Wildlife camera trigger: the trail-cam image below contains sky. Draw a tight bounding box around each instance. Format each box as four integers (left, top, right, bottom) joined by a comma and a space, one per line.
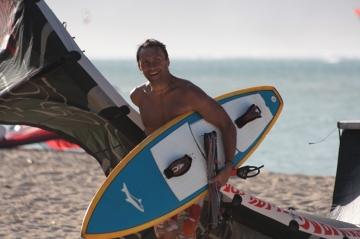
45, 0, 360, 60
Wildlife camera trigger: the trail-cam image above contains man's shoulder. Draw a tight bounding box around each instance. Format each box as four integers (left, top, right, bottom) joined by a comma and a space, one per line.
130, 82, 148, 105
173, 78, 210, 104
175, 78, 201, 92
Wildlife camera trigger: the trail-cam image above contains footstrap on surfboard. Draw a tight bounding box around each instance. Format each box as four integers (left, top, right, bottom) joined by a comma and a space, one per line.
164, 154, 193, 179
203, 131, 222, 237
235, 165, 264, 179
234, 104, 262, 128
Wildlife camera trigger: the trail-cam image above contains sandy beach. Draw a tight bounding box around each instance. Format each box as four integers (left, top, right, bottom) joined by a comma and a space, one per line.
0, 149, 335, 239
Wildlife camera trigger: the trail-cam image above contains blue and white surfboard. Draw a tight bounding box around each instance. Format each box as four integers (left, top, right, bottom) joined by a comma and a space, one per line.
81, 86, 284, 238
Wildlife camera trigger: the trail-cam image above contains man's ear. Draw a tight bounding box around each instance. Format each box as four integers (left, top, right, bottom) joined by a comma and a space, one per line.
167, 58, 170, 67
138, 62, 142, 71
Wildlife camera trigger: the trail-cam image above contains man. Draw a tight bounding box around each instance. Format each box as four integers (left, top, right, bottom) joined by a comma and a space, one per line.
130, 39, 237, 239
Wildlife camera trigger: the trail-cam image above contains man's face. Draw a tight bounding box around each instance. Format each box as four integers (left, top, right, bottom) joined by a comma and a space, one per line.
138, 47, 170, 84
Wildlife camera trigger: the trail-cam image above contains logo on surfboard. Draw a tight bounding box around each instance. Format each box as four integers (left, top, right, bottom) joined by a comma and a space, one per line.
121, 183, 145, 212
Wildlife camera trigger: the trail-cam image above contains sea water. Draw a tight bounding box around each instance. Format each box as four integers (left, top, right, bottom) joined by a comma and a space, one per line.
92, 59, 360, 177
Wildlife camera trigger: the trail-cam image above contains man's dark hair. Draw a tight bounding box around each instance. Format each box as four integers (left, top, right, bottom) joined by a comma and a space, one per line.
136, 39, 169, 62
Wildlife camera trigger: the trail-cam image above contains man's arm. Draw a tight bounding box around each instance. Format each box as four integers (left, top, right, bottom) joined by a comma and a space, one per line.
185, 85, 237, 187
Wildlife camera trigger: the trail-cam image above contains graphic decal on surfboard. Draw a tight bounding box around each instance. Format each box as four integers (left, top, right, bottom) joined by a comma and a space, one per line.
121, 183, 145, 212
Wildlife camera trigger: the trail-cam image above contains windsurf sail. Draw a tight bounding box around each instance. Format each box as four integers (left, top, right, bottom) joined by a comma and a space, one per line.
328, 120, 360, 225
0, 0, 145, 176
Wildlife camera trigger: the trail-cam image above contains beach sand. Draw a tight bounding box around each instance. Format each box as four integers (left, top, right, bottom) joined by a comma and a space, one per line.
0, 149, 335, 239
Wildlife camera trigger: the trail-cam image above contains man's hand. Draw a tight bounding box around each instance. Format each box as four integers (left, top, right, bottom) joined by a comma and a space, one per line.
208, 163, 233, 187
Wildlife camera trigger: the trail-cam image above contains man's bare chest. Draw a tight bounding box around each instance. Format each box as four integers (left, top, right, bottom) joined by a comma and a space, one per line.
138, 95, 191, 134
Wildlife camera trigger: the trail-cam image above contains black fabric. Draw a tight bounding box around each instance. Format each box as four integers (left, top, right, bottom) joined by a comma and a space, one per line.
331, 130, 360, 211
0, 0, 145, 177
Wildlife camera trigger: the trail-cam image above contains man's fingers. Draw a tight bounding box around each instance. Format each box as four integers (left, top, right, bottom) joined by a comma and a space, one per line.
209, 175, 218, 184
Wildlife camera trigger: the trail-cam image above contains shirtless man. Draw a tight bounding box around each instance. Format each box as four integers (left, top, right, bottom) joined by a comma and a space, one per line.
130, 39, 237, 239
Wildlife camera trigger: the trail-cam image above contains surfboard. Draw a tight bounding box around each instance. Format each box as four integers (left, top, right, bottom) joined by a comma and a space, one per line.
81, 85, 283, 238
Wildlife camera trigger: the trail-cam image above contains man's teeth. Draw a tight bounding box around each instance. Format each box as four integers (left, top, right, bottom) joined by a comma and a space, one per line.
150, 72, 159, 75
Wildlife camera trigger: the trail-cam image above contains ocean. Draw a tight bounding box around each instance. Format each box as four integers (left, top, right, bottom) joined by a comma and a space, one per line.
93, 58, 360, 177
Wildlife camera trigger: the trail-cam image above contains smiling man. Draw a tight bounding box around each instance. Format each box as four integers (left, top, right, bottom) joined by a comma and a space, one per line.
130, 39, 236, 239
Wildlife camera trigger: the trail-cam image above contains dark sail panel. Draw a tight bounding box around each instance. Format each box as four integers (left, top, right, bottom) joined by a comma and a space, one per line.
329, 123, 360, 225
0, 0, 145, 176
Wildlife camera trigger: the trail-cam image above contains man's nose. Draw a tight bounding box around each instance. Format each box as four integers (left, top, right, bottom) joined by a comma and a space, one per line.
149, 62, 156, 68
